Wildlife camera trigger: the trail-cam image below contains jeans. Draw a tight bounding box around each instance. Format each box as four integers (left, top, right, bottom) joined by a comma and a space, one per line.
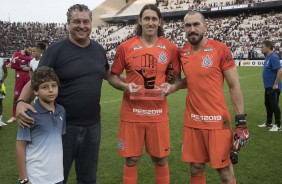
265, 88, 281, 127
62, 122, 101, 184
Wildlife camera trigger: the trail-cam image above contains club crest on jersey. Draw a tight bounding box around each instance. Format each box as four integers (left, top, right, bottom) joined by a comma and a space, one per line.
201, 55, 213, 68
157, 44, 166, 49
118, 139, 125, 151
158, 51, 167, 64
183, 50, 190, 56
204, 47, 213, 52
265, 59, 269, 66
133, 45, 142, 50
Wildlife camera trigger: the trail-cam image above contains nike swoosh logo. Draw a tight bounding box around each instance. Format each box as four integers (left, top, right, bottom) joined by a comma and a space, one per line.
222, 158, 227, 162
165, 148, 170, 151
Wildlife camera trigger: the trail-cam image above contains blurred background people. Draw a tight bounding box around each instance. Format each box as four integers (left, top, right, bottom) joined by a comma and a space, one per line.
0, 56, 8, 128
258, 40, 282, 131
8, 46, 31, 123
29, 42, 46, 72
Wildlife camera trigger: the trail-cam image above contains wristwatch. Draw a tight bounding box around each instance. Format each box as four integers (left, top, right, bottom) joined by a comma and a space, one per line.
18, 178, 29, 184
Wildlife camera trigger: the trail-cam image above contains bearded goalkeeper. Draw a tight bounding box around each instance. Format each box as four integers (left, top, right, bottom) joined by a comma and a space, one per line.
166, 11, 250, 184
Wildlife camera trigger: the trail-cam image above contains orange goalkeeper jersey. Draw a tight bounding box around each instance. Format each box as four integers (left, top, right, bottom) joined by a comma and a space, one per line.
111, 36, 180, 122
179, 39, 236, 129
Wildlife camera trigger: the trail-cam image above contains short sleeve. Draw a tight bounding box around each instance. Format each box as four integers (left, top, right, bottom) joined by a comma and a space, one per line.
271, 55, 282, 70
220, 43, 236, 71
17, 126, 31, 142
111, 44, 125, 75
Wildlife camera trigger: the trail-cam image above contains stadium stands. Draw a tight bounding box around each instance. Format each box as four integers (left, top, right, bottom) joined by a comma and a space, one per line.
100, 0, 282, 62
91, 11, 282, 63
1, 0, 281, 63
158, 0, 276, 12
0, 21, 67, 58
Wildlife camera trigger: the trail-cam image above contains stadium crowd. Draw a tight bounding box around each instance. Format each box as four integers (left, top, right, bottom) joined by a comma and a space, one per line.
0, 1, 281, 63
0, 21, 67, 58
92, 11, 282, 62
157, 0, 275, 12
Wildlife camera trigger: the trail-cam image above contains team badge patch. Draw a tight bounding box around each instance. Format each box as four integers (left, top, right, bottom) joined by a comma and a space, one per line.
204, 47, 213, 52
157, 44, 166, 49
265, 59, 269, 66
183, 50, 190, 56
118, 139, 125, 151
201, 55, 213, 68
133, 45, 142, 50
158, 51, 167, 64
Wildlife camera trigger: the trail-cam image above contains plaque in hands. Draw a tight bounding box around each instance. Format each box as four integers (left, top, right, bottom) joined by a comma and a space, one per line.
130, 85, 165, 100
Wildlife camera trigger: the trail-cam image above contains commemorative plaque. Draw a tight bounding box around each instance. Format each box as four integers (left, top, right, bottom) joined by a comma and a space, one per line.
130, 85, 165, 100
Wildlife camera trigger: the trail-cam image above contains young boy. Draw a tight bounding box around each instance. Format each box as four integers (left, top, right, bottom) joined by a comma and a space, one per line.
16, 66, 65, 184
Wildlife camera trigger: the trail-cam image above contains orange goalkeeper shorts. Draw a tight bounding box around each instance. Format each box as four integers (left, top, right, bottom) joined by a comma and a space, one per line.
182, 127, 233, 168
118, 121, 170, 158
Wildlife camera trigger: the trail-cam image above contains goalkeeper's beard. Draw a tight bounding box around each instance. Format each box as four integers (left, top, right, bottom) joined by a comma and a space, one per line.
187, 33, 204, 46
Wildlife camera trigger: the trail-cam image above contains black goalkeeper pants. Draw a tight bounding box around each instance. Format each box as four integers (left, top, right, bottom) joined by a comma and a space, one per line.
264, 88, 281, 127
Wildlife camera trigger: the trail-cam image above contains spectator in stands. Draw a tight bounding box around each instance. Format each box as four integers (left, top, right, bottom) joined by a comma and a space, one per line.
108, 4, 180, 184
258, 40, 282, 131
15, 4, 110, 184
0, 57, 8, 128
166, 11, 250, 184
8, 46, 31, 123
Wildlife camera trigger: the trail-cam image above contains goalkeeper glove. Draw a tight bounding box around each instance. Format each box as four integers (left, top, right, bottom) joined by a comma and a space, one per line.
233, 114, 250, 151
230, 150, 238, 164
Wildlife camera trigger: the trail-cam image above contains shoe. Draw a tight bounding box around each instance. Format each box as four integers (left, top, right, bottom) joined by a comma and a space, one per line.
0, 121, 7, 126
7, 117, 16, 123
269, 124, 281, 132
258, 123, 273, 128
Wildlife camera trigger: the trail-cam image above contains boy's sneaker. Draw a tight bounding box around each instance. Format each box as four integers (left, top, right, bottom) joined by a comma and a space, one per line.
258, 123, 273, 128
0, 121, 7, 126
269, 124, 281, 132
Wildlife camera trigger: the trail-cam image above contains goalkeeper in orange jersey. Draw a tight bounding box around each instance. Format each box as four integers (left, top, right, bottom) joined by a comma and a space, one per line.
108, 4, 180, 184
166, 11, 250, 184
